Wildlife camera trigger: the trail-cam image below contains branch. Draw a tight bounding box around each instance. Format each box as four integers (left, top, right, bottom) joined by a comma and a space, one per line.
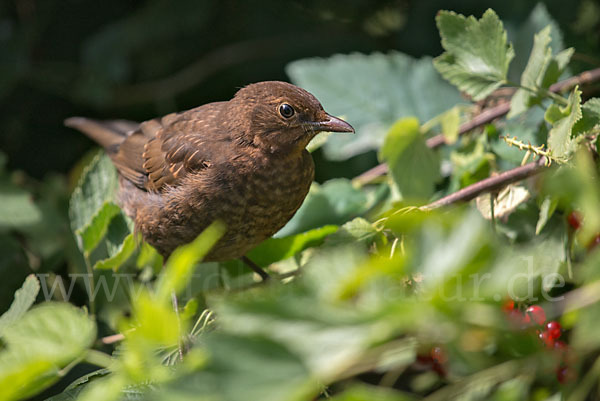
355, 67, 600, 184
421, 157, 548, 210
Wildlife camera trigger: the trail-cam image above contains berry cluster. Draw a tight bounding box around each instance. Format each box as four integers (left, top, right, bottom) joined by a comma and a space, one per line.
503, 300, 572, 383
567, 211, 600, 251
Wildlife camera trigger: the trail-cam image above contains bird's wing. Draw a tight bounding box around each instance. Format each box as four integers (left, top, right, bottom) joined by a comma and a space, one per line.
111, 102, 227, 192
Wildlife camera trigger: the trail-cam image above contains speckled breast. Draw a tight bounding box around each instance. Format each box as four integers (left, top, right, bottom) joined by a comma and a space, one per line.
204, 149, 315, 261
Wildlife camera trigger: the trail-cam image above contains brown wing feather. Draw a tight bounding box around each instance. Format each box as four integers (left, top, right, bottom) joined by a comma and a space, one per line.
112, 102, 227, 192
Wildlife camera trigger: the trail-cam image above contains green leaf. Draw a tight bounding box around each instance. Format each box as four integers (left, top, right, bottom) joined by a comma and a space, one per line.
573, 97, 600, 136
0, 275, 39, 337
439, 106, 460, 144
380, 117, 440, 200
330, 384, 416, 401
547, 87, 582, 158
508, 26, 552, 118
535, 196, 558, 235
544, 103, 566, 124
69, 152, 119, 254
434, 9, 514, 100
508, 24, 574, 119
156, 333, 314, 401
287, 52, 462, 160
0, 303, 96, 401
247, 225, 338, 267
508, 3, 565, 83
277, 179, 369, 237
325, 217, 378, 247
79, 202, 121, 256
156, 221, 226, 301
0, 182, 42, 230
93, 233, 137, 270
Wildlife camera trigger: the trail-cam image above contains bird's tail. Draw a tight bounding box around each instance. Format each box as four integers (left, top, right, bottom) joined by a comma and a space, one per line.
64, 117, 138, 154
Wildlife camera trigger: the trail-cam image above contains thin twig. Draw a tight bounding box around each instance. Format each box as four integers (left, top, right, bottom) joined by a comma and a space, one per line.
355, 67, 600, 185
101, 333, 125, 344
421, 157, 548, 210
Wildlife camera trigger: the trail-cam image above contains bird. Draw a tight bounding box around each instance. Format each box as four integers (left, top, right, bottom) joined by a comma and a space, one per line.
65, 81, 354, 276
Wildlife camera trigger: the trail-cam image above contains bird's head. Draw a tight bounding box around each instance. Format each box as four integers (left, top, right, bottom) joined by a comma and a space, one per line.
229, 81, 354, 153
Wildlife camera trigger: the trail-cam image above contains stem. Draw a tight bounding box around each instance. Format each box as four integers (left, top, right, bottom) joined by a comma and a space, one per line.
83, 254, 96, 316
421, 158, 548, 210
490, 193, 496, 233
84, 349, 114, 369
355, 67, 600, 184
509, 81, 569, 106
171, 290, 184, 361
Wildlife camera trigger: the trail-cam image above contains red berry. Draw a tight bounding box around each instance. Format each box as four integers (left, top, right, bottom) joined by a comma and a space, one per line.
526, 305, 546, 325
539, 330, 555, 347
430, 346, 447, 364
546, 321, 562, 339
507, 309, 530, 328
502, 299, 515, 312
567, 211, 582, 230
588, 233, 600, 251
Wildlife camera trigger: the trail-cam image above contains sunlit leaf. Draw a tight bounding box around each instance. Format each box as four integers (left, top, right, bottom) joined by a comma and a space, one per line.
380, 117, 440, 200
434, 9, 514, 100
69, 152, 120, 254
0, 303, 96, 401
547, 87, 582, 158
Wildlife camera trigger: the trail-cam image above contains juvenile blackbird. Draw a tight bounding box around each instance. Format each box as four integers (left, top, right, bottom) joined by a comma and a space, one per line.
66, 81, 354, 264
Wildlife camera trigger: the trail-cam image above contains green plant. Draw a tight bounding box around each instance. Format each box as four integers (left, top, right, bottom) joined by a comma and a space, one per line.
2, 4, 600, 401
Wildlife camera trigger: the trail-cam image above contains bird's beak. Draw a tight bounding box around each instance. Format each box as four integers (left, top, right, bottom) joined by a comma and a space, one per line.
316, 114, 355, 133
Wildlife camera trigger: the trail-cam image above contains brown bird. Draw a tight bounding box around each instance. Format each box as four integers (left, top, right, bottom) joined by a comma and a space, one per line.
66, 81, 354, 276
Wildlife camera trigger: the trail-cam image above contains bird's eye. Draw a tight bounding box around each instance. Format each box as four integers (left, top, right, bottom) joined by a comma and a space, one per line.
278, 103, 295, 118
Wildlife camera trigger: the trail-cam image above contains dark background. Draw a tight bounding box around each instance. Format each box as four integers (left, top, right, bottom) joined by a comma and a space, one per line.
1, 0, 597, 182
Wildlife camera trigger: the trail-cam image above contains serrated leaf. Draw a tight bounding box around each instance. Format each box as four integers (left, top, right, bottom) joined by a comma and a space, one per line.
573, 97, 600, 136
508, 26, 552, 118
325, 217, 378, 247
547, 87, 582, 158
247, 225, 338, 267
0, 303, 96, 401
287, 52, 462, 160
380, 117, 440, 200
69, 152, 119, 254
434, 9, 514, 101
0, 275, 39, 337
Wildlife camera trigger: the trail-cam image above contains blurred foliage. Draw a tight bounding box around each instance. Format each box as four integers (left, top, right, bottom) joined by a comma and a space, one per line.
0, 0, 600, 400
